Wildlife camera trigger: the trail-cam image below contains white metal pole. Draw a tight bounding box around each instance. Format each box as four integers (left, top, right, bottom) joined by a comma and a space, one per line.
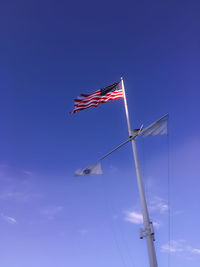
121, 77, 158, 267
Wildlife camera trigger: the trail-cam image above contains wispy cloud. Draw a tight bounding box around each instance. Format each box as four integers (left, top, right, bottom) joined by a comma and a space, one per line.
124, 210, 143, 224
149, 196, 168, 214
161, 240, 200, 255
187, 246, 200, 255
1, 213, 17, 224
123, 196, 168, 228
0, 163, 41, 203
126, 196, 169, 228
124, 196, 168, 227
124, 209, 160, 228
161, 240, 185, 253
41, 205, 64, 220
0, 191, 30, 202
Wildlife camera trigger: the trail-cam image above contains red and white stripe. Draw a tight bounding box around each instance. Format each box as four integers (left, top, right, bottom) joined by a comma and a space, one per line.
71, 89, 123, 114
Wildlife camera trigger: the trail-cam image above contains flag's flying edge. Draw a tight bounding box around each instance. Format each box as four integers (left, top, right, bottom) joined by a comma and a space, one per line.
71, 80, 123, 114
139, 114, 168, 137
74, 161, 103, 177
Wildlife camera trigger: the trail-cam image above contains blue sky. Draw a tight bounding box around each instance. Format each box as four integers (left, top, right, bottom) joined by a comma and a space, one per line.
1, 0, 200, 266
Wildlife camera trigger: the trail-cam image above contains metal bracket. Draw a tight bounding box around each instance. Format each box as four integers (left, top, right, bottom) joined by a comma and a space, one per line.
139, 228, 145, 239
139, 222, 155, 241
149, 221, 155, 241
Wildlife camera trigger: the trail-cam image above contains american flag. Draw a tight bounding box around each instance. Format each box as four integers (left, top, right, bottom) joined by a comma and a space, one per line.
71, 81, 123, 114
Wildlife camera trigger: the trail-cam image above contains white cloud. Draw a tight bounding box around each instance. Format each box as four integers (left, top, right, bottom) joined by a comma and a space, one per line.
1, 213, 17, 224
149, 196, 168, 214
161, 240, 185, 253
124, 210, 143, 224
0, 163, 43, 203
41, 205, 64, 219
124, 209, 160, 228
0, 191, 30, 202
161, 240, 200, 255
187, 247, 200, 255
152, 221, 160, 228
123, 196, 168, 229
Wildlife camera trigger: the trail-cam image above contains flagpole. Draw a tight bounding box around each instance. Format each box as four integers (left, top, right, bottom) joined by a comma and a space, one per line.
121, 77, 158, 267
